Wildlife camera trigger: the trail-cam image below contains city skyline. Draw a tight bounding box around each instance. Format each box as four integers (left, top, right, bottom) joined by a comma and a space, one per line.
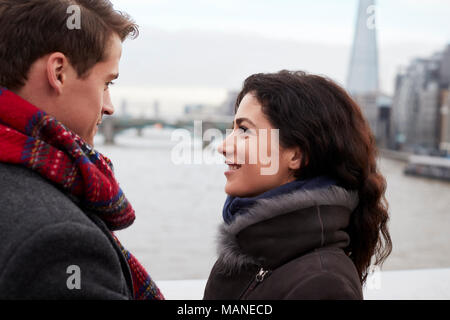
109, 0, 450, 115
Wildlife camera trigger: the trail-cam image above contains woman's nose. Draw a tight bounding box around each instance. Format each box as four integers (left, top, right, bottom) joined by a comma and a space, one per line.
218, 133, 234, 158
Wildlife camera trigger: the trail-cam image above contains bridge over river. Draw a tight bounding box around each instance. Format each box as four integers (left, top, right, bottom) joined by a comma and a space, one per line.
99, 114, 234, 145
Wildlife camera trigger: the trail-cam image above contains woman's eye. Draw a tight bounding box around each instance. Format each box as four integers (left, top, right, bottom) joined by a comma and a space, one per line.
238, 126, 248, 133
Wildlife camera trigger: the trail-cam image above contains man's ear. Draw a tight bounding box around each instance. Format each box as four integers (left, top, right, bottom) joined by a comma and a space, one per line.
46, 52, 69, 95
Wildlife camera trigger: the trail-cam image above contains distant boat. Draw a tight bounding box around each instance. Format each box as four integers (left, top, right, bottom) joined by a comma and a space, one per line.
404, 155, 450, 182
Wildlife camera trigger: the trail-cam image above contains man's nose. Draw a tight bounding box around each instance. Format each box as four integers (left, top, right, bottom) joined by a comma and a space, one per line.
102, 90, 115, 116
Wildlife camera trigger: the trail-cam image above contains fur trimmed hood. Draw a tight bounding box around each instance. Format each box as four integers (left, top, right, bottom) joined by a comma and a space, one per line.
216, 185, 359, 274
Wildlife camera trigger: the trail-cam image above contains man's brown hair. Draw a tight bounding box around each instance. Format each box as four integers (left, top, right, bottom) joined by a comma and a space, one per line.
0, 0, 138, 90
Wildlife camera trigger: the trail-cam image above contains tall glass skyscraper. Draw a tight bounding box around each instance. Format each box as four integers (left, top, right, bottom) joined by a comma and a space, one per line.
347, 0, 379, 95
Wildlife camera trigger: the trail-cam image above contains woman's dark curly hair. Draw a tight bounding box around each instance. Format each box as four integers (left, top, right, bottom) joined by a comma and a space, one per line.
235, 70, 392, 284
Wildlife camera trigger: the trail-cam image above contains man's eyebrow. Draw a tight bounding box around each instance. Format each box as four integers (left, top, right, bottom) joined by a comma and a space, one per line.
107, 73, 119, 80
235, 117, 256, 127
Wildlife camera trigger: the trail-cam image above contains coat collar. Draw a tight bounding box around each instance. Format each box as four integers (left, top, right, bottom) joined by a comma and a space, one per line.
222, 176, 337, 224
216, 185, 359, 274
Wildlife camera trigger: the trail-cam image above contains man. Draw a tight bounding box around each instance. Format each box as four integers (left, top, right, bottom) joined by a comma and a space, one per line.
0, 0, 163, 299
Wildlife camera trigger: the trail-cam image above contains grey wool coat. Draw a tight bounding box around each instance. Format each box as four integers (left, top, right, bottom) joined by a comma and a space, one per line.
0, 162, 133, 299
203, 184, 364, 300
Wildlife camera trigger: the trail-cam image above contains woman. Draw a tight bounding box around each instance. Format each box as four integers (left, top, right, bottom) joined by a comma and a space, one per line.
203, 70, 392, 300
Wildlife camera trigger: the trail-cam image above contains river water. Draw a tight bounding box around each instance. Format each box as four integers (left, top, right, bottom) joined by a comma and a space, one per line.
95, 129, 450, 281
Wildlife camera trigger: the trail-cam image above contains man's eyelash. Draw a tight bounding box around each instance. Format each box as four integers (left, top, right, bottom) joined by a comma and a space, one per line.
105, 81, 115, 90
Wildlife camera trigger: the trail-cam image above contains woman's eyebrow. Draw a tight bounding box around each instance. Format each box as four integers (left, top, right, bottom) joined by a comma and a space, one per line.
235, 117, 256, 127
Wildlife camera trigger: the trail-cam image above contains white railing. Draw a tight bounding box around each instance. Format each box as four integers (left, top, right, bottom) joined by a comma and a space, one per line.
157, 268, 450, 300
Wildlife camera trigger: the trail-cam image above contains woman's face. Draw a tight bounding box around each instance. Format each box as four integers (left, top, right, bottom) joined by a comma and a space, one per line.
218, 93, 301, 198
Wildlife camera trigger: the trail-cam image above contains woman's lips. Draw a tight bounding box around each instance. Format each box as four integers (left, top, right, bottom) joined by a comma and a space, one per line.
224, 163, 242, 177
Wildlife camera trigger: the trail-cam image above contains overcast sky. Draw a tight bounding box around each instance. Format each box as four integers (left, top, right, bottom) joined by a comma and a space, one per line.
108, 0, 450, 115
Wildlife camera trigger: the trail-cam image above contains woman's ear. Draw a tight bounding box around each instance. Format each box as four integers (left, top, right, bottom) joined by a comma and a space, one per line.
46, 52, 68, 95
287, 146, 302, 171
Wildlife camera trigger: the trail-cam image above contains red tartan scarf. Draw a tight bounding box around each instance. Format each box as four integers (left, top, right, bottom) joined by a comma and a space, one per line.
0, 88, 164, 300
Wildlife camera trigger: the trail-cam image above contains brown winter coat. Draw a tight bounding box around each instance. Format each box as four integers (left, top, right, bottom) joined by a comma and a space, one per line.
203, 185, 363, 300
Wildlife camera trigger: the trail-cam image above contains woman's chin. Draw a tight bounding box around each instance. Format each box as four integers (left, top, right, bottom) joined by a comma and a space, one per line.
224, 186, 238, 197
225, 183, 260, 198
225, 183, 245, 197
